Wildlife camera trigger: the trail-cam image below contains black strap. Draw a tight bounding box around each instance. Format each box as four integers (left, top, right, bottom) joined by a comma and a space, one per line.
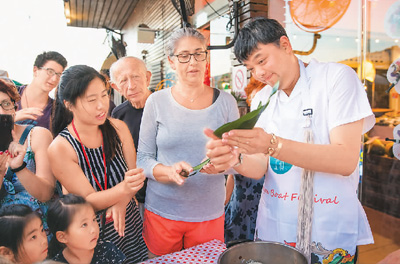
212, 88, 220, 103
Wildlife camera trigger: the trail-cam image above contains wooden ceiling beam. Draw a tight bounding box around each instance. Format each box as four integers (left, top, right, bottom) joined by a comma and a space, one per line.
65, 0, 136, 30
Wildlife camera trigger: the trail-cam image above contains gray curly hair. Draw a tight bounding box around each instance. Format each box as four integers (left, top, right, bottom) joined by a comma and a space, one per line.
165, 27, 207, 56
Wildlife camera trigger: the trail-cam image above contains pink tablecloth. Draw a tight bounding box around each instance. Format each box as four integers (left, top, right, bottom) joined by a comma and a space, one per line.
139, 239, 226, 264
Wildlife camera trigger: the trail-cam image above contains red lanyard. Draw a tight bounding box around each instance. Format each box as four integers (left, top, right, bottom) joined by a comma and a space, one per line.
71, 119, 107, 191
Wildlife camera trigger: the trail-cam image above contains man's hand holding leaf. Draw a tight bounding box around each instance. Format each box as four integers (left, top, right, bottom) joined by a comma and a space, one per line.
222, 127, 271, 155
193, 81, 279, 174
204, 128, 239, 173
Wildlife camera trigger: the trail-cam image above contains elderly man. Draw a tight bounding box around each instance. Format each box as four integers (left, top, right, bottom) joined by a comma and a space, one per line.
110, 56, 152, 217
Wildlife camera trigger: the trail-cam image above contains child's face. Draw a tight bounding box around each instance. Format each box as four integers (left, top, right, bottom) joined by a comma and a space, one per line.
17, 216, 48, 264
64, 205, 99, 251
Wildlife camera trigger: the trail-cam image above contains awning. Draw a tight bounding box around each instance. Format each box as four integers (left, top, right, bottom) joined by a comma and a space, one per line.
63, 0, 139, 30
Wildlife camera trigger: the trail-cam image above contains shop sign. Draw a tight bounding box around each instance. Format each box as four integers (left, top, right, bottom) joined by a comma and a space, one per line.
231, 66, 247, 97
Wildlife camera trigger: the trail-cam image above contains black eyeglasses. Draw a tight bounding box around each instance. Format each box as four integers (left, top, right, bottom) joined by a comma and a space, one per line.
172, 51, 208, 63
40, 67, 62, 78
0, 99, 15, 111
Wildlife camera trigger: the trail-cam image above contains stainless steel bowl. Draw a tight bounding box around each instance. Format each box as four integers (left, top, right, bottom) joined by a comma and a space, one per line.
218, 241, 307, 264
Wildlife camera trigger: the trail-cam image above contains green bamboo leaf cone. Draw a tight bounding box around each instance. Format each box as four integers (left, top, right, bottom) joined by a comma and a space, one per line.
213, 81, 279, 138
185, 81, 279, 177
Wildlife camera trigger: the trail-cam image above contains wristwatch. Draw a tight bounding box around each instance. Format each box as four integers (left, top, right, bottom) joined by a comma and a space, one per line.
233, 153, 243, 167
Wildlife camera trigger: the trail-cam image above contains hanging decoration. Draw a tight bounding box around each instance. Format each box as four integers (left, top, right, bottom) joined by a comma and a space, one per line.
384, 1, 400, 39
289, 0, 351, 33
386, 58, 400, 94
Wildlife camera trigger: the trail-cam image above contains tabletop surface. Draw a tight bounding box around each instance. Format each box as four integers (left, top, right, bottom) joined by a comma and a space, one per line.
138, 239, 226, 264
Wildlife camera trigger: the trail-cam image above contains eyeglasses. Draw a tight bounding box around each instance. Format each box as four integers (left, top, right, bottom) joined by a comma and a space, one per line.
0, 99, 15, 111
172, 51, 208, 63
39, 67, 62, 78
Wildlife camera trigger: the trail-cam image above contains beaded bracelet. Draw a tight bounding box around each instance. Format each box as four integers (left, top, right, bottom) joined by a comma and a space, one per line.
10, 162, 27, 173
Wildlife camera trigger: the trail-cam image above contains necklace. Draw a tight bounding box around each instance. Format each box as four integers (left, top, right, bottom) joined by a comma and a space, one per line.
179, 87, 206, 103
23, 86, 48, 109
71, 119, 107, 191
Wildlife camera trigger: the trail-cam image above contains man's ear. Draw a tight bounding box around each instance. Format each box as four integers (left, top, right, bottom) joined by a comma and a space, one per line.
33, 66, 39, 78
56, 231, 68, 244
146, 71, 152, 87
0, 246, 16, 262
110, 82, 120, 93
280, 36, 292, 53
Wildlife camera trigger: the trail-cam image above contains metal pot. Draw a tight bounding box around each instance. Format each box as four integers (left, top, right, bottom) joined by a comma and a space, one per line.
218, 241, 308, 264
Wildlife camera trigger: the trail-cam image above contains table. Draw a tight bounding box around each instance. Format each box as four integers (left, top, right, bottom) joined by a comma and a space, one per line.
138, 239, 226, 264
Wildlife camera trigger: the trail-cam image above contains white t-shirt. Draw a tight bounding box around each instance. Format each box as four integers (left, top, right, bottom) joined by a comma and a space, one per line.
250, 85, 273, 111
255, 59, 374, 262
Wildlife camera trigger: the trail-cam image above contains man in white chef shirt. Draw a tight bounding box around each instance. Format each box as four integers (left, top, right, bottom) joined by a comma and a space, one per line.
204, 17, 375, 264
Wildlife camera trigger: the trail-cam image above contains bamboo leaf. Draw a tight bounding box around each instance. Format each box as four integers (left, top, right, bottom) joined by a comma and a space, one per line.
189, 81, 280, 174
213, 81, 279, 138
193, 158, 210, 171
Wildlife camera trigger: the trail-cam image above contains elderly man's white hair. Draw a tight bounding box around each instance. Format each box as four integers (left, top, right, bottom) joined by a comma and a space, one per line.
109, 56, 148, 82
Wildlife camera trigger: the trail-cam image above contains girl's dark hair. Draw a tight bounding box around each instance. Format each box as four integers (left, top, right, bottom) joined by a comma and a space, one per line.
0, 204, 40, 258
0, 79, 20, 103
51, 64, 121, 159
234, 17, 288, 63
47, 194, 89, 258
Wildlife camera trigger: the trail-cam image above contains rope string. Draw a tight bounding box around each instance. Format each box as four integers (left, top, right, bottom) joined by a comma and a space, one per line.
296, 125, 315, 264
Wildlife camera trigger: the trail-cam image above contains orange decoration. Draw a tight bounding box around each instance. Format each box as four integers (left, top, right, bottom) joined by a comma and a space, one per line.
290, 0, 351, 33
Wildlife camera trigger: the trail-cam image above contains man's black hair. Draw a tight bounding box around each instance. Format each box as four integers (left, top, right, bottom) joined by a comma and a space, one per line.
234, 17, 288, 63
34, 51, 68, 69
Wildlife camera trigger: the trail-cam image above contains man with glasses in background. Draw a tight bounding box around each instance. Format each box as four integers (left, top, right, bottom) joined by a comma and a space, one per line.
16, 51, 67, 129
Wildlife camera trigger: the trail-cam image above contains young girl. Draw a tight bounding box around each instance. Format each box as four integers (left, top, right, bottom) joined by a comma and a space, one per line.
0, 204, 48, 264
47, 194, 125, 264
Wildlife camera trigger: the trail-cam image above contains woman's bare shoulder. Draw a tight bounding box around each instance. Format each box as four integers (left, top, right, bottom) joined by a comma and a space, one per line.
48, 134, 75, 158
109, 117, 127, 129
31, 126, 53, 140
108, 117, 130, 136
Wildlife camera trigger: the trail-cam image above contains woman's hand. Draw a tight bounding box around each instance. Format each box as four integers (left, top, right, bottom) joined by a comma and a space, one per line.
204, 128, 239, 172
168, 161, 193, 185
105, 196, 131, 237
152, 162, 193, 185
122, 168, 146, 195
14, 108, 43, 122
7, 141, 27, 170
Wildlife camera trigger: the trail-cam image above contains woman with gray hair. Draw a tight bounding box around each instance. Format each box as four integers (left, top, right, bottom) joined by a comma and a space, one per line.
137, 27, 239, 257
